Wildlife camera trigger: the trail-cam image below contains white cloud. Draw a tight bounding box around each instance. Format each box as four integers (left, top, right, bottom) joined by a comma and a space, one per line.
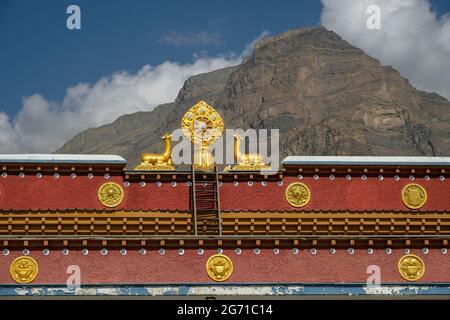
160, 30, 222, 46
0, 32, 270, 153
321, 0, 450, 100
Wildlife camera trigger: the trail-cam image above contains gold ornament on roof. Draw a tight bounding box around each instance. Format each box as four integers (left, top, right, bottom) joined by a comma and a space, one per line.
401, 183, 427, 210
135, 133, 175, 170
398, 254, 425, 281
181, 101, 224, 170
10, 256, 39, 284
206, 254, 234, 282
98, 182, 124, 208
225, 134, 271, 171
285, 182, 311, 208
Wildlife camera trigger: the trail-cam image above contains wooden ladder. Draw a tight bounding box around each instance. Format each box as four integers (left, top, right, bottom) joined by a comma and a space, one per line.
191, 165, 222, 236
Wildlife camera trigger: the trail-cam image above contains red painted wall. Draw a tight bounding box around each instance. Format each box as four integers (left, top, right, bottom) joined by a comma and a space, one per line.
0, 249, 447, 284
0, 174, 448, 211
220, 176, 450, 212
0, 175, 189, 211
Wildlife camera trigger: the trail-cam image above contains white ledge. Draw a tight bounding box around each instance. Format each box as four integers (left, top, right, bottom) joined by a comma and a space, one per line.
282, 156, 450, 166
0, 154, 127, 164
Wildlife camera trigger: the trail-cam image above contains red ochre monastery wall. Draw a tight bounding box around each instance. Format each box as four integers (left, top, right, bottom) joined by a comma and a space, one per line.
0, 174, 448, 211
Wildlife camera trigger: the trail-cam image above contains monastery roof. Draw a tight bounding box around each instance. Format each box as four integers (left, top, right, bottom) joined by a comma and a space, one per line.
0, 154, 127, 164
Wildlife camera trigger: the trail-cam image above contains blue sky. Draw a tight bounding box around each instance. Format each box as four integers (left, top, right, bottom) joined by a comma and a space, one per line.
0, 0, 325, 117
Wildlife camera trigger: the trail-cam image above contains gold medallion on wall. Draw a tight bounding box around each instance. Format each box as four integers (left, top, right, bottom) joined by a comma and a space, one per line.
401, 183, 427, 210
398, 254, 425, 281
206, 254, 234, 282
285, 182, 311, 208
98, 182, 124, 208
10, 256, 39, 284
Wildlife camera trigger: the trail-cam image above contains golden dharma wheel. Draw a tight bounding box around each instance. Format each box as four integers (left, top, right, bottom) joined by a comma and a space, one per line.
181, 101, 224, 146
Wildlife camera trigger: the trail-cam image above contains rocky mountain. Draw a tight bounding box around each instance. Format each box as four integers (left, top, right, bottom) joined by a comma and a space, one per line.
56, 27, 450, 167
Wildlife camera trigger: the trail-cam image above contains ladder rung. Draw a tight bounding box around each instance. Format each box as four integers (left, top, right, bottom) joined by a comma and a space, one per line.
195, 180, 218, 183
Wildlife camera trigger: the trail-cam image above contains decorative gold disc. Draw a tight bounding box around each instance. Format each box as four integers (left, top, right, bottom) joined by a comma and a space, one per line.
10, 256, 39, 284
285, 182, 311, 208
98, 182, 124, 208
401, 183, 427, 210
398, 254, 425, 281
206, 254, 234, 282
181, 101, 224, 146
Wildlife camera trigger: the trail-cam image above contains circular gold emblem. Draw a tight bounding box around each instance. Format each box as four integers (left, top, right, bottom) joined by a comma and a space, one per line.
285, 182, 311, 208
401, 183, 427, 209
206, 254, 233, 282
10, 256, 39, 284
98, 182, 124, 208
181, 101, 224, 146
398, 254, 425, 281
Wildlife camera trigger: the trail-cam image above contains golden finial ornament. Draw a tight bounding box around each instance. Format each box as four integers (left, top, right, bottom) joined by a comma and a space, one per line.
10, 256, 39, 284
398, 254, 425, 281
285, 182, 311, 208
135, 133, 175, 170
181, 101, 224, 170
401, 183, 427, 209
206, 254, 234, 282
98, 182, 124, 207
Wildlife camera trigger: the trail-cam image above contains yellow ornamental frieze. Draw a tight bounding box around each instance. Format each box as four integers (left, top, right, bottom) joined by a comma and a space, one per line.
285, 182, 311, 208
98, 182, 124, 208
401, 183, 427, 210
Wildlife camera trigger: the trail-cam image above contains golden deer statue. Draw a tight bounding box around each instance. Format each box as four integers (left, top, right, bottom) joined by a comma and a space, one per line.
135, 133, 175, 170
233, 134, 266, 167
